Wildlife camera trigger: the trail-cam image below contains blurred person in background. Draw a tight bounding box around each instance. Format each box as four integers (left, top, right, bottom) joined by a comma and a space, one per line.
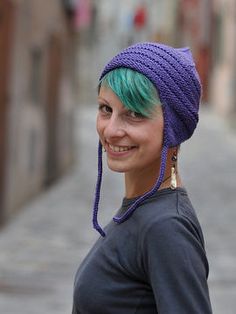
133, 2, 148, 43
133, 3, 147, 31
72, 42, 212, 313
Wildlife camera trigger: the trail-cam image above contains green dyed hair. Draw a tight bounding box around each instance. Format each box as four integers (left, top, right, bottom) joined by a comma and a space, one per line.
99, 67, 161, 117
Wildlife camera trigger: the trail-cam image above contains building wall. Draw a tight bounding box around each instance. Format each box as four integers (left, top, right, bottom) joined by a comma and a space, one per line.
149, 0, 181, 45
0, 0, 15, 221
210, 0, 236, 117
177, 0, 213, 101
3, 0, 76, 219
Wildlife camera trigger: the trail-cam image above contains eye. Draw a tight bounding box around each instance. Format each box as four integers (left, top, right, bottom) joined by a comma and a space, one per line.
127, 110, 145, 120
98, 104, 112, 115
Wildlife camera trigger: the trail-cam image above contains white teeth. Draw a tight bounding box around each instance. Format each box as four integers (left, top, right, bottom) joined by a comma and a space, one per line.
109, 144, 133, 152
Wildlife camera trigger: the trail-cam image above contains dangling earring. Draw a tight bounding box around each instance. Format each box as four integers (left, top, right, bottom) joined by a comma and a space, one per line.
170, 151, 177, 190
103, 146, 106, 153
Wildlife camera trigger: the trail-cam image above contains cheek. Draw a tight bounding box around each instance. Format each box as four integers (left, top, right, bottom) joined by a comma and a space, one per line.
152, 117, 164, 145
96, 116, 106, 143
96, 116, 102, 135
143, 120, 164, 145
139, 126, 163, 157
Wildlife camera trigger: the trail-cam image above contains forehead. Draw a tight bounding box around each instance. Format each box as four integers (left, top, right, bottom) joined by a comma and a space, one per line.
98, 85, 119, 101
98, 85, 124, 108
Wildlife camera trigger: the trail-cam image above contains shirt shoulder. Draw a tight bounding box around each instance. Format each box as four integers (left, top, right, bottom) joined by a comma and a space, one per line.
131, 188, 206, 251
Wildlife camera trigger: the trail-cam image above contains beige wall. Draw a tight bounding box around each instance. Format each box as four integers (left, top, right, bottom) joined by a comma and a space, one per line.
148, 0, 180, 45
210, 0, 236, 117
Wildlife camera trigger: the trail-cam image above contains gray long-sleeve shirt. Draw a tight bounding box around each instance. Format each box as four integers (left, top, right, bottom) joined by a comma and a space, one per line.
73, 188, 212, 313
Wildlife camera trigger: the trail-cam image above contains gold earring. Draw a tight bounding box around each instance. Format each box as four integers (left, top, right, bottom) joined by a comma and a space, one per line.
170, 152, 177, 190
170, 166, 177, 190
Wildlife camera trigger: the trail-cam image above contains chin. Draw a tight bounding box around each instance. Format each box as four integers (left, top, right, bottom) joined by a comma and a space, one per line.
107, 164, 127, 173
107, 161, 130, 173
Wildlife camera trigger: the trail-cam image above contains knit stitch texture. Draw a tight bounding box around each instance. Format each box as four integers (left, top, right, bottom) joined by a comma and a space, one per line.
100, 42, 202, 147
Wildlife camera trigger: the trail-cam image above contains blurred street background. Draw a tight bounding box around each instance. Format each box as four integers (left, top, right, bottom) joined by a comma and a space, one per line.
0, 0, 236, 313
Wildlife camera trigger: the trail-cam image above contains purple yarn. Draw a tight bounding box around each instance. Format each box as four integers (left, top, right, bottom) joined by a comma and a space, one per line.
92, 141, 106, 237
92, 42, 202, 236
100, 42, 201, 147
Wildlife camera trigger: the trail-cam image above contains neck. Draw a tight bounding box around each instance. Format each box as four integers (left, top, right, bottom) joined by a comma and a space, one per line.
125, 166, 159, 199
124, 148, 182, 198
125, 170, 182, 199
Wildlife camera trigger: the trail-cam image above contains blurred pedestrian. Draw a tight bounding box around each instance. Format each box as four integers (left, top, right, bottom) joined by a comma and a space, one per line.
133, 3, 148, 43
133, 3, 147, 31
72, 42, 212, 313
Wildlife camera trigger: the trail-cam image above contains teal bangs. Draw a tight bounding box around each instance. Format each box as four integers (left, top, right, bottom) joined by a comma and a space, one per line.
99, 68, 161, 117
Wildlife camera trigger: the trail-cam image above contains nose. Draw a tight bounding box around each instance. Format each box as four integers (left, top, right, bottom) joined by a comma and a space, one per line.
103, 115, 126, 140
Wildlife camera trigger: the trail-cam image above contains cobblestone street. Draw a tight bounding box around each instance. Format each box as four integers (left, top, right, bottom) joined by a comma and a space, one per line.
0, 104, 236, 313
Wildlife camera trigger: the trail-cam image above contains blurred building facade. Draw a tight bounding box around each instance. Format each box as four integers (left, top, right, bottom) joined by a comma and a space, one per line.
149, 0, 181, 45
156, 0, 236, 121
0, 0, 78, 223
134, 0, 213, 103
177, 0, 213, 102
77, 0, 236, 119
210, 0, 236, 120
77, 0, 236, 121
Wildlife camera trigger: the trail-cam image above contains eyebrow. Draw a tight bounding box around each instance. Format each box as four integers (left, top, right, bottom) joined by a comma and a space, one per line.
97, 97, 128, 113
97, 96, 109, 104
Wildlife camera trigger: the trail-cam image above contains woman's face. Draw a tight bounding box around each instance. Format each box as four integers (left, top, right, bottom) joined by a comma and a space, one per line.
97, 85, 164, 174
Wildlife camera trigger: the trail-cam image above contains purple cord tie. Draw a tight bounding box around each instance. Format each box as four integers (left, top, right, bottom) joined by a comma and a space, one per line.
92, 141, 168, 237
92, 141, 106, 237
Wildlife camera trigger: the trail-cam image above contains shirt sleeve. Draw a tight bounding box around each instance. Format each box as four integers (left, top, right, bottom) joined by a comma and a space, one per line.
141, 214, 212, 314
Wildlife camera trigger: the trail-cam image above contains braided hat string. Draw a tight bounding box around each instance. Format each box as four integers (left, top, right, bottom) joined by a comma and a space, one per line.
92, 141, 106, 237
92, 144, 168, 236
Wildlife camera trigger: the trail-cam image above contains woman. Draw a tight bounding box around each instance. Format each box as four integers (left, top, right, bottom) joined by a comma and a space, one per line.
73, 42, 212, 313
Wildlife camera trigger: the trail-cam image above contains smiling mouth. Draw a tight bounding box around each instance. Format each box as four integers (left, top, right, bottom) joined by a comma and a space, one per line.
108, 143, 137, 153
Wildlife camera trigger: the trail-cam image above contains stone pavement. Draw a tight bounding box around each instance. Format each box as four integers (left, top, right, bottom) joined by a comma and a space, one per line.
0, 105, 236, 314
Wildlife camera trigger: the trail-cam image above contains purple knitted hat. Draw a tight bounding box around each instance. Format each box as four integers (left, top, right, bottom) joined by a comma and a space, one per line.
93, 42, 202, 237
